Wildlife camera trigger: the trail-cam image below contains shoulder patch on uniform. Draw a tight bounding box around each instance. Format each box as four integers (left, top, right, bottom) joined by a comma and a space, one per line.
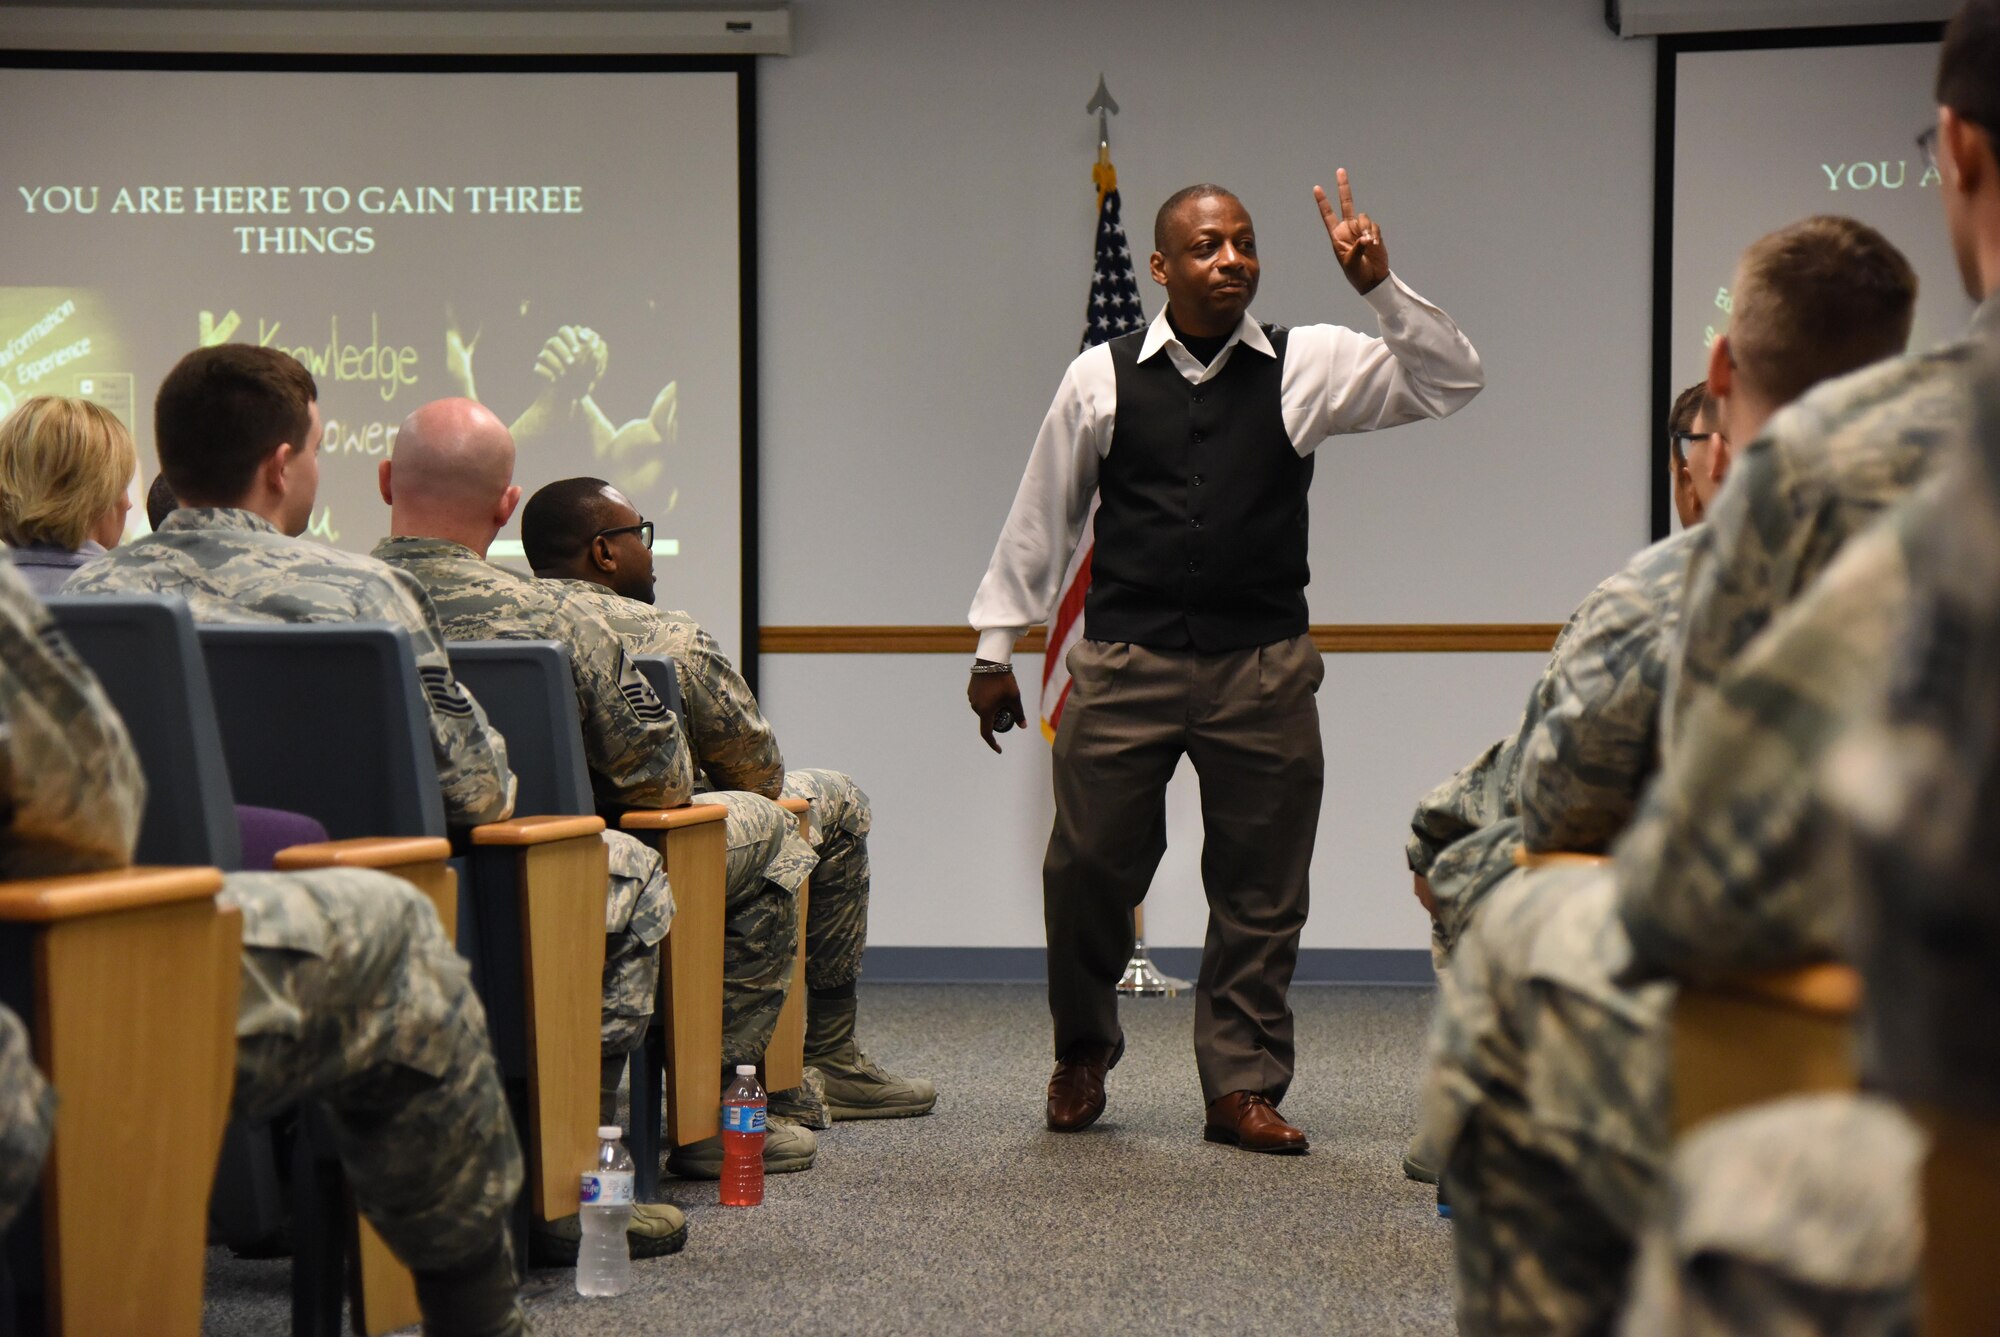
417, 664, 476, 718
36, 623, 83, 670
622, 681, 670, 723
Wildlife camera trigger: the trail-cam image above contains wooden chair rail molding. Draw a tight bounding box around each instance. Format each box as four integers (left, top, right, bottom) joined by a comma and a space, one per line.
760, 624, 1565, 655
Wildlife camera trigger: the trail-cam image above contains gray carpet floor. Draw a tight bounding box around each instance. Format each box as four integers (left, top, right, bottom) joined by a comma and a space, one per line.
202, 982, 1453, 1335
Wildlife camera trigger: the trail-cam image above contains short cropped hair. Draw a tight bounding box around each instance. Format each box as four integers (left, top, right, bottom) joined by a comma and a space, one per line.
520, 476, 620, 572
1938, 0, 2000, 131
154, 344, 316, 506
1154, 184, 1240, 252
145, 472, 178, 531
0, 396, 137, 550
1667, 380, 1709, 465
1730, 216, 1917, 410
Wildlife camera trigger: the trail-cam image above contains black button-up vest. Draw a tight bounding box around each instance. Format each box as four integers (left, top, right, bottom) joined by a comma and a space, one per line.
1084, 325, 1311, 651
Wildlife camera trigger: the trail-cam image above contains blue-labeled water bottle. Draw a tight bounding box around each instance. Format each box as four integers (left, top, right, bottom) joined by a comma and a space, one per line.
575, 1125, 635, 1296
720, 1064, 766, 1207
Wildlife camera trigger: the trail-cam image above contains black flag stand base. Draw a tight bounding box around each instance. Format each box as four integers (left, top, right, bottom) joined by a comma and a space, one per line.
1117, 907, 1191, 997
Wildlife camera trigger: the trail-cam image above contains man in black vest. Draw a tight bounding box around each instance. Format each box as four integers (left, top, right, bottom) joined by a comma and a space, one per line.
967, 174, 1484, 1149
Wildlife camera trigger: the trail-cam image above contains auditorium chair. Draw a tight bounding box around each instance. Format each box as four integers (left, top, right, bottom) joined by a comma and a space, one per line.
1912, 1100, 2000, 1337
43, 597, 461, 1335
0, 865, 238, 1337
445, 642, 735, 1199
189, 620, 608, 1329
627, 653, 811, 1092
1511, 845, 1861, 1135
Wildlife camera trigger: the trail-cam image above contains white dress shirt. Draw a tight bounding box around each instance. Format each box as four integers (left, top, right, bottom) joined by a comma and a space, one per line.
968, 271, 1485, 664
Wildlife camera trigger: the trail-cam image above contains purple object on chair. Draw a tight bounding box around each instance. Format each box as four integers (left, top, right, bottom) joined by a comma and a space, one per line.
234, 805, 329, 872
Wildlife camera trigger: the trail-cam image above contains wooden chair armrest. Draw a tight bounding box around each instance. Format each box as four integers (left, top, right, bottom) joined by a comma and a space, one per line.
777, 797, 809, 816
621, 803, 729, 832
1713, 962, 1862, 1018
0, 865, 225, 921
1512, 846, 1612, 870
468, 815, 606, 847
272, 836, 453, 870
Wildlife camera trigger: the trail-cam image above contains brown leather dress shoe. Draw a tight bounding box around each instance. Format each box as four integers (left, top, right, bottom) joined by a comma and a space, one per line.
1046, 1037, 1123, 1132
1203, 1091, 1309, 1154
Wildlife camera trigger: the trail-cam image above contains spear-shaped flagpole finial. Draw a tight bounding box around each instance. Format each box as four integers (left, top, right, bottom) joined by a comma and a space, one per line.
1086, 73, 1119, 152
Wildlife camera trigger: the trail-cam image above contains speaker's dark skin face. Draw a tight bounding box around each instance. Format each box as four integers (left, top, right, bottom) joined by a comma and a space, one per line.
1150, 194, 1260, 338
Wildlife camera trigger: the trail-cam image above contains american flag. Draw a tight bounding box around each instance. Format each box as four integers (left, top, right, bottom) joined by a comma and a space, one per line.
1041, 166, 1147, 739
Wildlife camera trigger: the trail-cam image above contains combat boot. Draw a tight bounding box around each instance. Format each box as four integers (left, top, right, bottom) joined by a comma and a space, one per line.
665, 1116, 817, 1179
529, 1200, 687, 1266
805, 994, 937, 1120
412, 1232, 527, 1336
768, 1065, 830, 1130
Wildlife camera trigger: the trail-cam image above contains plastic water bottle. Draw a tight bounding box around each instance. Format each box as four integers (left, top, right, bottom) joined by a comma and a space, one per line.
720, 1064, 766, 1207
575, 1126, 634, 1296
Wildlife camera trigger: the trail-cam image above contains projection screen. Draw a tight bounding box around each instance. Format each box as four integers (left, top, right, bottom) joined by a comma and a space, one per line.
1655, 25, 1969, 536
0, 57, 757, 662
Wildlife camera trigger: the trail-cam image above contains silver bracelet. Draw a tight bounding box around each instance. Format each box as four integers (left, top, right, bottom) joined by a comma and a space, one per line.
969, 661, 1015, 675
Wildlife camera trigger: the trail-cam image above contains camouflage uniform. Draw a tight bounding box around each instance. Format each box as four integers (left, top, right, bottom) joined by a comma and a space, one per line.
1518, 529, 1692, 858
540, 580, 859, 1056
371, 536, 687, 1054
1430, 332, 1996, 1331
0, 557, 521, 1275
0, 1004, 52, 1234
1620, 1095, 1922, 1337
1408, 532, 1689, 954
1613, 350, 2000, 1337
1661, 309, 1997, 752
1826, 352, 2000, 1119
64, 508, 516, 827
537, 580, 782, 799
1427, 512, 1914, 1335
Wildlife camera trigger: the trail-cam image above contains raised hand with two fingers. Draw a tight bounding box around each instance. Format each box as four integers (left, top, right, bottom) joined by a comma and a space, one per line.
1314, 167, 1388, 295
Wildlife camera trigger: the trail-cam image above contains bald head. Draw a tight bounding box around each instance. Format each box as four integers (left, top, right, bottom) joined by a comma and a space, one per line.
378, 397, 522, 555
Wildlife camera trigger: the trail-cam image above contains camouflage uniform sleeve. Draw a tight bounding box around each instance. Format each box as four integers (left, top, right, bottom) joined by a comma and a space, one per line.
1517, 555, 1674, 855
1615, 513, 1911, 983
380, 569, 516, 826
1662, 429, 1810, 753
1407, 733, 1517, 877
0, 1003, 52, 1233
559, 603, 693, 810
0, 561, 145, 877
1407, 598, 1592, 875
685, 622, 783, 800
1825, 363, 2000, 1117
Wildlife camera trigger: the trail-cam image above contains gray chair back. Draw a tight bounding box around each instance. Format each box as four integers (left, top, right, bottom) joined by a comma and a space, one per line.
447, 641, 595, 816
42, 594, 243, 869
631, 654, 686, 734
196, 622, 448, 838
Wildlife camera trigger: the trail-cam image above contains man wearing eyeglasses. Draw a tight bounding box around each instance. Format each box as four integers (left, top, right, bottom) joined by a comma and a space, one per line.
520, 477, 938, 1151
1665, 381, 1717, 529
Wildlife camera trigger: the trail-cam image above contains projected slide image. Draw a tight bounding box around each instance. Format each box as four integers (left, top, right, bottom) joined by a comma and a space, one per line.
0, 67, 748, 653
1670, 39, 1970, 405
0, 288, 131, 427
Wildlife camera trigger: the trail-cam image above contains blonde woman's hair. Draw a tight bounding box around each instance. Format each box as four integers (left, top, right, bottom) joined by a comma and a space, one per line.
0, 396, 138, 550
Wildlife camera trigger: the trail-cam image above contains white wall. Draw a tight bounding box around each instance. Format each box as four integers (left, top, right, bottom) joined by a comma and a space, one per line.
756, 0, 1660, 952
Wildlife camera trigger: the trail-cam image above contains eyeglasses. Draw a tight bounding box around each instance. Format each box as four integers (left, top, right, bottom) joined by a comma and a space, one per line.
1917, 125, 1939, 172
595, 520, 654, 549
1670, 429, 1725, 452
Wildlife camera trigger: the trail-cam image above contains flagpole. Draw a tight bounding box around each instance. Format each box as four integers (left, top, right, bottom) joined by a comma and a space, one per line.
1119, 904, 1190, 998
1072, 74, 1190, 1000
